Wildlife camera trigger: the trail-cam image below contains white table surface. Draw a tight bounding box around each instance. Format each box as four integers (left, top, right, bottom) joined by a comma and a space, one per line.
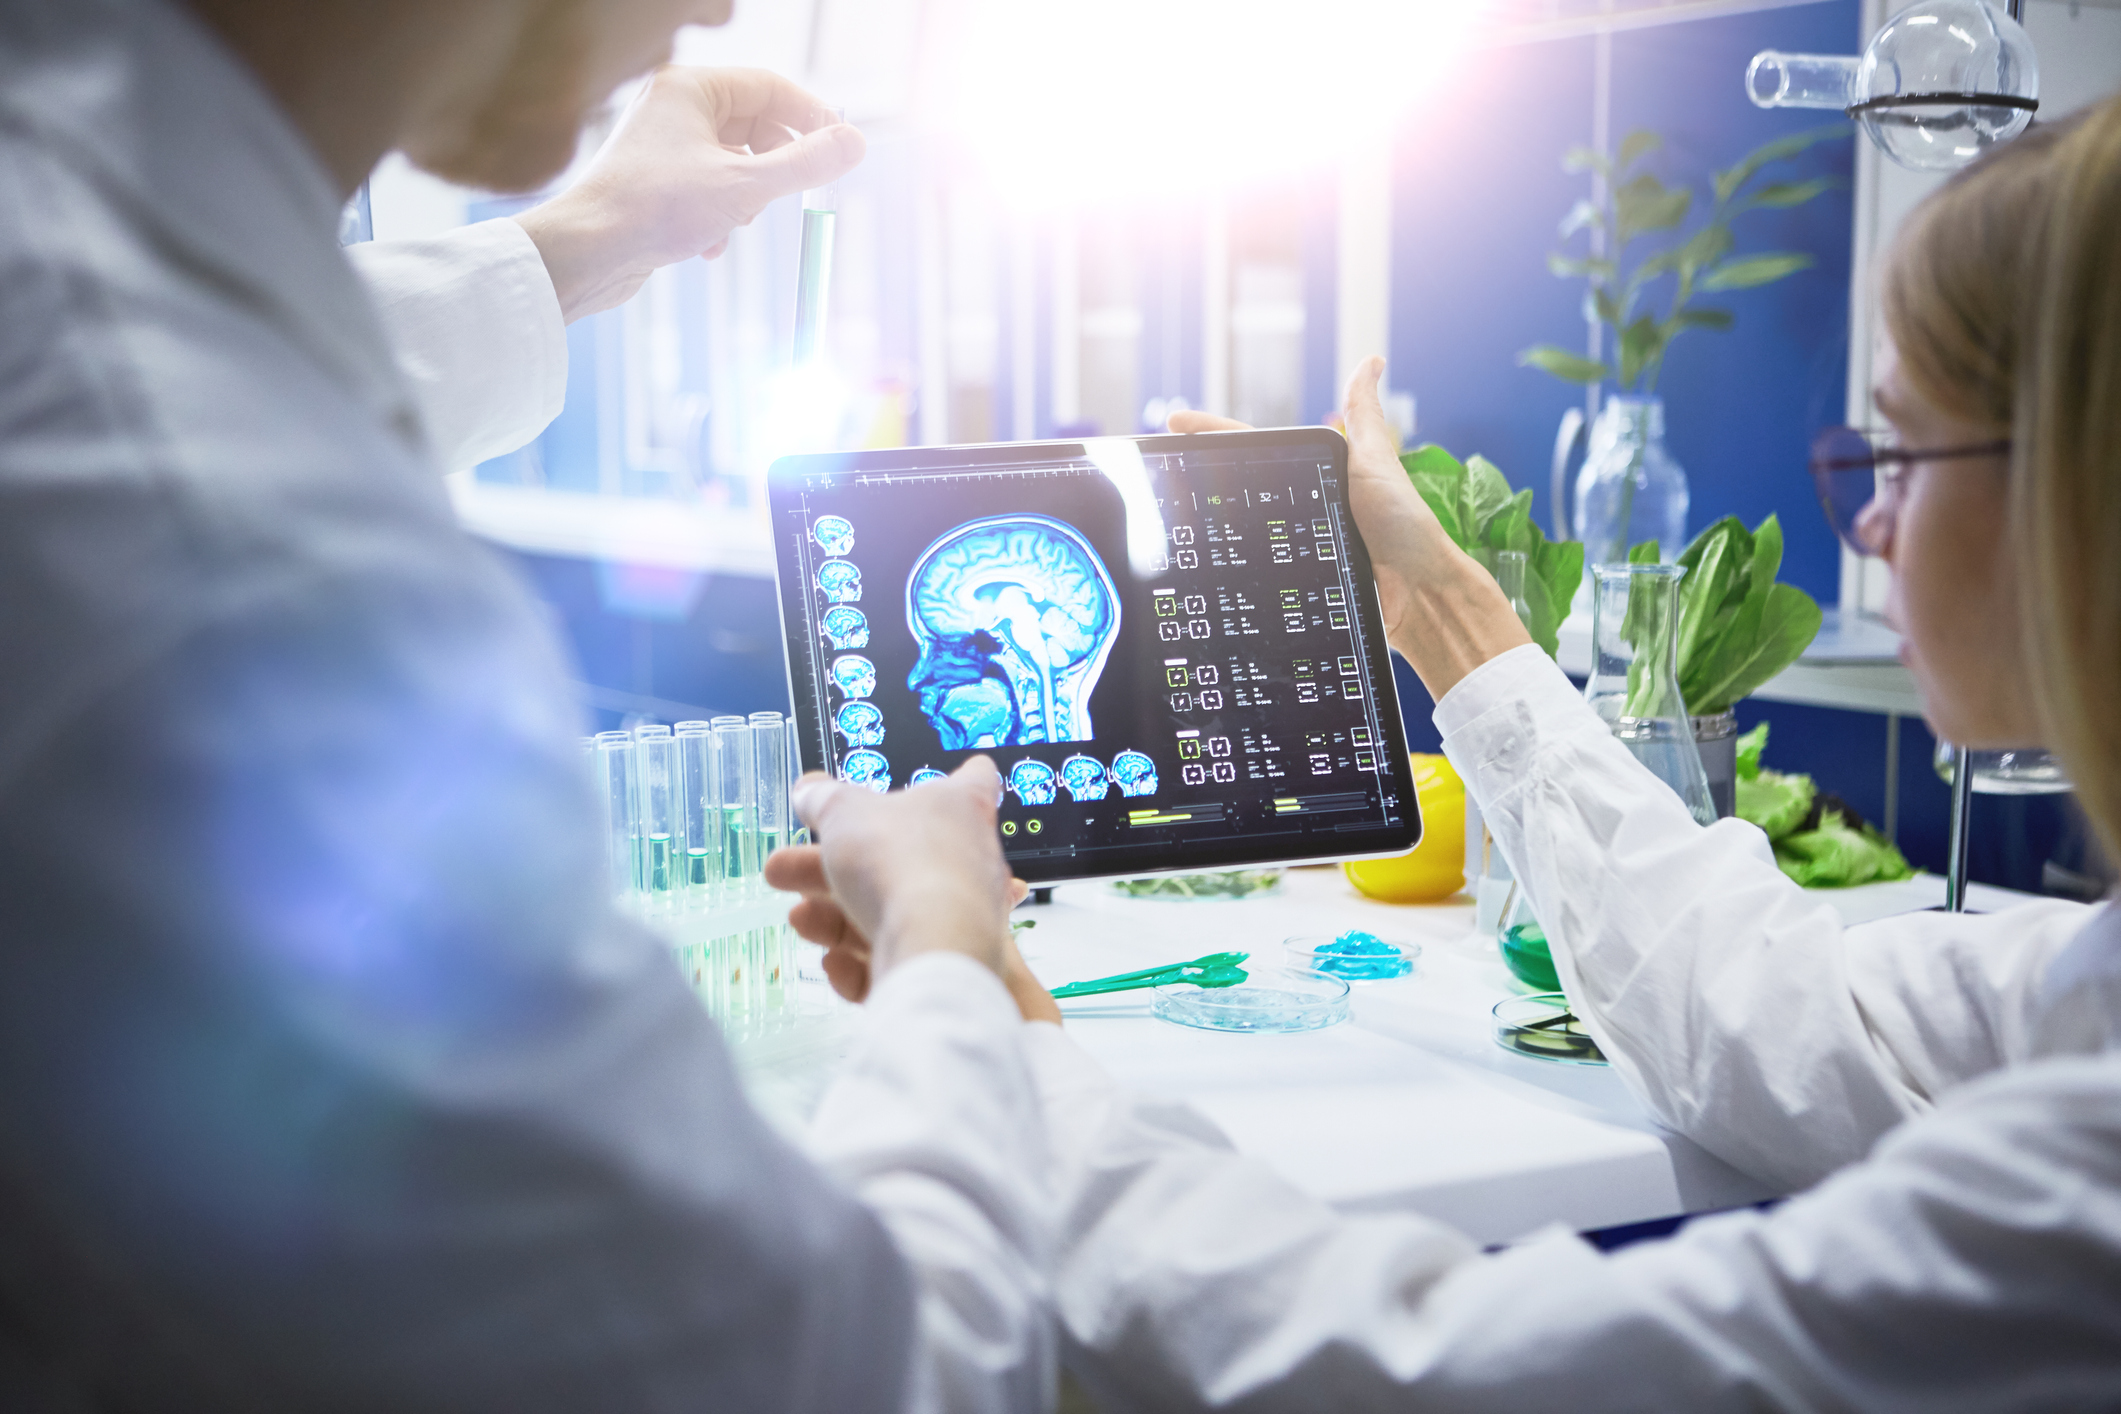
1006, 865, 2038, 1246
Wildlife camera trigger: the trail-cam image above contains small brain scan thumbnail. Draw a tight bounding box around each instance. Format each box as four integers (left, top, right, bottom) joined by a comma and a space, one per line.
817, 559, 863, 604
1060, 754, 1110, 801
909, 767, 948, 787
1111, 750, 1158, 797
835, 701, 885, 747
831, 654, 878, 699
841, 749, 891, 793
821, 605, 870, 650
905, 514, 1120, 750
1008, 759, 1059, 806
813, 515, 856, 557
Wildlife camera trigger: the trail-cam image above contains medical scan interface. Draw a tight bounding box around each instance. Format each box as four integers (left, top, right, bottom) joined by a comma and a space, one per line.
774, 442, 1412, 876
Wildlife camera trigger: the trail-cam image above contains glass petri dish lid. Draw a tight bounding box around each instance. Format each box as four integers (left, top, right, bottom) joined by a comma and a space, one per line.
1153, 967, 1351, 1033
1284, 932, 1419, 982
1492, 992, 1607, 1065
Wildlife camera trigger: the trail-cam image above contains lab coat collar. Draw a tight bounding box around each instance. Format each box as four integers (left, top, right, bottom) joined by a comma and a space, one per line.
0, 0, 422, 452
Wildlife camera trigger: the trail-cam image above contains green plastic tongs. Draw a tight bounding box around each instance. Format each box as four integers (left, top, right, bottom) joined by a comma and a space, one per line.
1049, 951, 1250, 1000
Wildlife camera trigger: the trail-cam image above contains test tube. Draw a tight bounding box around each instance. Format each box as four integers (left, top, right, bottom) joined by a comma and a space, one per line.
1746, 51, 1858, 110
792, 106, 843, 367
593, 730, 641, 907
711, 716, 757, 897
750, 713, 791, 1007
634, 724, 678, 916
676, 721, 717, 908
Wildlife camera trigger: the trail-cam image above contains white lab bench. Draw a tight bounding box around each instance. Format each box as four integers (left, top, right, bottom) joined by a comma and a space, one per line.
992, 864, 2034, 1247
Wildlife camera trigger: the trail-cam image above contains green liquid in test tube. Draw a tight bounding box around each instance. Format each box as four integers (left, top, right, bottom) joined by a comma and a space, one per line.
791, 106, 842, 367
711, 716, 757, 896
676, 721, 716, 905
751, 712, 790, 867
634, 724, 678, 914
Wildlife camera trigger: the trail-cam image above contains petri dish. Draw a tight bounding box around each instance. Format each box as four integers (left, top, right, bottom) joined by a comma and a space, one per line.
1153, 967, 1350, 1034
1492, 992, 1607, 1065
1284, 931, 1419, 982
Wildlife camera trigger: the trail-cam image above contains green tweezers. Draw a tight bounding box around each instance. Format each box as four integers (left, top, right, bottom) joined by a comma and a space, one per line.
1049, 951, 1251, 1000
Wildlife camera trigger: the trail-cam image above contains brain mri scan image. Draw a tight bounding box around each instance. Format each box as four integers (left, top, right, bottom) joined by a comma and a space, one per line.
830, 655, 877, 699
812, 515, 856, 556
821, 605, 870, 650
835, 701, 885, 746
909, 767, 948, 787
904, 515, 1119, 750
1110, 750, 1158, 797
841, 749, 891, 792
1059, 754, 1110, 801
1008, 758, 1060, 805
818, 559, 862, 603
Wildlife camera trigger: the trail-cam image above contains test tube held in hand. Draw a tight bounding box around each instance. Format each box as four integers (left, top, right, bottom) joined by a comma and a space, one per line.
792, 105, 843, 367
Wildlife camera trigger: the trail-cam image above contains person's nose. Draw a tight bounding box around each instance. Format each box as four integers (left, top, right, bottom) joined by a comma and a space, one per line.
1855, 496, 1895, 563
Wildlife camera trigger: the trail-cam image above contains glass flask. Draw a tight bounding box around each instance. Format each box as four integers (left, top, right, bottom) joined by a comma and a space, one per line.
1573, 398, 1689, 591
1747, 0, 2037, 172
1585, 563, 1718, 826
1934, 742, 2074, 796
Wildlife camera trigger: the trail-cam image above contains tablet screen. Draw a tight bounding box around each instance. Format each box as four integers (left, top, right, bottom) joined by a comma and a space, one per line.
768, 428, 1420, 883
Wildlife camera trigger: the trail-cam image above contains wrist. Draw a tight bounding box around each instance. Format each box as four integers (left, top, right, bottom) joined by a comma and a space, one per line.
874, 893, 1006, 976
1388, 552, 1534, 701
512, 189, 652, 324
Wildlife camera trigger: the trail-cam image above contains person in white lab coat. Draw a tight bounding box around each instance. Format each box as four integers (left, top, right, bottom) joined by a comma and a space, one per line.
781, 105, 2121, 1408
0, 2, 1059, 1410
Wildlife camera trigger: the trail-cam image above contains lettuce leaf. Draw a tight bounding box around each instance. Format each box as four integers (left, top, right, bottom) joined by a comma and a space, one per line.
1401, 446, 1582, 658
1736, 767, 1815, 840
1773, 809, 1916, 887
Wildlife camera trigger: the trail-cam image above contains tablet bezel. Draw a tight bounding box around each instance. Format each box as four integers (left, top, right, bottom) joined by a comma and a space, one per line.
767, 427, 1423, 884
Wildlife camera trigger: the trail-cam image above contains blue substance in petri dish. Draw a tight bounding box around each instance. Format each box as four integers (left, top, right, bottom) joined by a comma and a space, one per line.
1310, 930, 1412, 981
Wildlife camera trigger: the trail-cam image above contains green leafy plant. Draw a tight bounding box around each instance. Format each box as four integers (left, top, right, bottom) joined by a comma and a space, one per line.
1734, 723, 1914, 887
1519, 125, 1847, 393
1401, 445, 1584, 658
1626, 513, 1822, 717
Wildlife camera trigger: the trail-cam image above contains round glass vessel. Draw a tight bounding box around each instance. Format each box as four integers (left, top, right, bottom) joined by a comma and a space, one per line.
1153, 968, 1351, 1033
1285, 933, 1419, 982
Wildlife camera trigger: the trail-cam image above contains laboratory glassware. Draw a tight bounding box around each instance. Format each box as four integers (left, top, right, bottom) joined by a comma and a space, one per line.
792, 106, 844, 367
1747, 0, 2038, 172
1283, 933, 1418, 983
634, 724, 679, 916
1493, 993, 1607, 1065
676, 721, 718, 907
1585, 563, 1719, 827
594, 730, 641, 902
1151, 968, 1350, 1034
1572, 397, 1689, 591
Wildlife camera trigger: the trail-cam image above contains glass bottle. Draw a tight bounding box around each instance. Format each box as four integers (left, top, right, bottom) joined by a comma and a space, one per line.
1573, 398, 1689, 600
1585, 563, 1717, 826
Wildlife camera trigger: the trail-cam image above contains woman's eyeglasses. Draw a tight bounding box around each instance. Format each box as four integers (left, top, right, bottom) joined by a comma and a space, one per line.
1808, 426, 2012, 556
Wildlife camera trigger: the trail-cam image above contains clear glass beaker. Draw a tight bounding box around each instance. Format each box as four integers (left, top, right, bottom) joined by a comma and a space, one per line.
1586, 563, 1717, 826
1573, 398, 1689, 601
1933, 742, 2073, 796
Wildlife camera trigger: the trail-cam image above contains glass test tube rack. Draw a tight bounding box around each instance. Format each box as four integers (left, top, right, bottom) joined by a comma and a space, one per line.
587, 712, 805, 1042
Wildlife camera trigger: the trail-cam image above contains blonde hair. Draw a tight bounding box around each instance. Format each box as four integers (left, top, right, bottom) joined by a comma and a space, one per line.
1883, 97, 2121, 869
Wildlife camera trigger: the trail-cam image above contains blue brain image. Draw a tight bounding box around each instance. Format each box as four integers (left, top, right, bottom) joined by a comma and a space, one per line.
821, 605, 870, 650
909, 767, 948, 787
836, 701, 885, 747
1008, 759, 1059, 806
1111, 750, 1158, 797
1060, 754, 1110, 802
904, 514, 1120, 750
813, 515, 856, 557
817, 559, 863, 604
831, 655, 877, 699
841, 749, 891, 792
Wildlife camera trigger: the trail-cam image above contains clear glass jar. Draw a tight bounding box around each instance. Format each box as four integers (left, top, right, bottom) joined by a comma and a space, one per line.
1585, 563, 1717, 826
1573, 397, 1689, 588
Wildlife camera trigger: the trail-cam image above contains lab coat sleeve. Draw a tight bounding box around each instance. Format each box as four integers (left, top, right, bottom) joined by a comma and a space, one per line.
1436, 643, 2093, 1192
348, 219, 567, 472
808, 957, 1057, 1414
1027, 1017, 2121, 1412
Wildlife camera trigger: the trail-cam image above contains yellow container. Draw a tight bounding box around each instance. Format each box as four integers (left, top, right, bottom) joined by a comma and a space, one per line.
1343, 753, 1466, 903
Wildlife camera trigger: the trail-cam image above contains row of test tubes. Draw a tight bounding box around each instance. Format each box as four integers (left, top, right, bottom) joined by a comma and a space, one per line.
586, 712, 805, 1036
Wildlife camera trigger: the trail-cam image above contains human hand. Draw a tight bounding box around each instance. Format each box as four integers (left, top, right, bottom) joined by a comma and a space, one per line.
514, 67, 865, 322
1169, 358, 1528, 697
762, 757, 1014, 996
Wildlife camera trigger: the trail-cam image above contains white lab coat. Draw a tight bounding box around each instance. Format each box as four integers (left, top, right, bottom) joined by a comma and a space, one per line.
341, 75, 2121, 1414
0, 2, 1050, 1411
1032, 647, 2121, 1411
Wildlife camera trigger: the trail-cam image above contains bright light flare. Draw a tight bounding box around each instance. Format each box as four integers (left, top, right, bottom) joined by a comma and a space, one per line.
755, 363, 853, 466
928, 0, 1486, 204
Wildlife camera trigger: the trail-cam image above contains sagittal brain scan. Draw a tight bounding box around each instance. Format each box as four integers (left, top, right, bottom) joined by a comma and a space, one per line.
842, 749, 890, 792
830, 655, 877, 699
821, 605, 870, 650
836, 701, 885, 746
1060, 754, 1110, 801
813, 515, 856, 557
904, 515, 1119, 750
818, 560, 862, 603
770, 428, 1419, 884
1008, 758, 1060, 806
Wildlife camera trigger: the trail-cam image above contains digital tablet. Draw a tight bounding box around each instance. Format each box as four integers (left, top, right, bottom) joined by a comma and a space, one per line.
767, 428, 1421, 884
